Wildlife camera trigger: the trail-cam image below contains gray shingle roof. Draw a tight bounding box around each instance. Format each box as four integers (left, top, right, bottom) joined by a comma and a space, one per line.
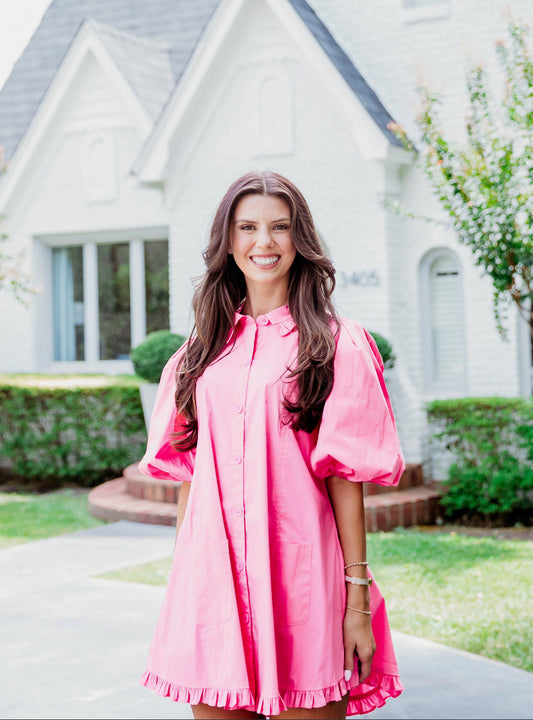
0, 0, 399, 160
88, 19, 175, 122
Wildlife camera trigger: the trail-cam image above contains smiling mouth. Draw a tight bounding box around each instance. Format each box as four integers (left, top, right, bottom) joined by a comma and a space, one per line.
250, 255, 281, 268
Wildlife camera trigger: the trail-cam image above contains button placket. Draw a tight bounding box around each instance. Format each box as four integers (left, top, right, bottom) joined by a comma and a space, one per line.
230, 325, 256, 643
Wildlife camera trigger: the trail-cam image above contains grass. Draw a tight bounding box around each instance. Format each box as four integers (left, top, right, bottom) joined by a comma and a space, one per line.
100, 557, 172, 585
370, 529, 533, 673
0, 373, 142, 388
99, 528, 533, 673
0, 488, 105, 547
2, 489, 530, 672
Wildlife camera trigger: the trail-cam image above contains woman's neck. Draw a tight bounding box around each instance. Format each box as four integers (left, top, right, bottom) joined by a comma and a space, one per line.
242, 286, 289, 320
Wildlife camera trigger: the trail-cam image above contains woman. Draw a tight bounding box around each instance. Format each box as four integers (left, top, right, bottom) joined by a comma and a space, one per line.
139, 171, 405, 719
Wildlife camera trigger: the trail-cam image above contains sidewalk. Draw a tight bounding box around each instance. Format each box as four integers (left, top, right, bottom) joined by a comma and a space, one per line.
0, 521, 531, 720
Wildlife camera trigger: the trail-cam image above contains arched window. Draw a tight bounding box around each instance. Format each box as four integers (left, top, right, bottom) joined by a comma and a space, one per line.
420, 250, 467, 390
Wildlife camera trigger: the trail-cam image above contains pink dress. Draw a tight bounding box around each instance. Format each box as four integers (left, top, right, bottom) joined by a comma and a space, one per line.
139, 304, 405, 716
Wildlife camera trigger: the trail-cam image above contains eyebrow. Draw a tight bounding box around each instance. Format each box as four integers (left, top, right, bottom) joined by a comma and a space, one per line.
233, 217, 291, 224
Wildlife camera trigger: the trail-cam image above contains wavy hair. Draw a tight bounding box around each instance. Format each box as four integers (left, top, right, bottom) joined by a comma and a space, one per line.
173, 170, 339, 451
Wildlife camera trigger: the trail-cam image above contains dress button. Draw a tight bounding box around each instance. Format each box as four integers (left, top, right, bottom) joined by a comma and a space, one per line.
258, 316, 268, 325
234, 455, 242, 464
236, 560, 244, 571
242, 612, 250, 623
236, 405, 243, 414
235, 507, 243, 517
243, 358, 251, 366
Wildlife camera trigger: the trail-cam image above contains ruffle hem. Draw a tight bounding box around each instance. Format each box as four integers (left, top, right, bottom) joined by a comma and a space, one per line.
141, 669, 403, 716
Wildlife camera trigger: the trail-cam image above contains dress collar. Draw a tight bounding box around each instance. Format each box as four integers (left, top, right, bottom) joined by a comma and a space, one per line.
232, 303, 296, 337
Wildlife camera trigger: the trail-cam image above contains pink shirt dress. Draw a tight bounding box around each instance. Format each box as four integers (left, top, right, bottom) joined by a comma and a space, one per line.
139, 304, 405, 716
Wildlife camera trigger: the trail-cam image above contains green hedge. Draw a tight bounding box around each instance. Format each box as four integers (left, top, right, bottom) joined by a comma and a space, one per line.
0, 378, 147, 489
427, 397, 533, 522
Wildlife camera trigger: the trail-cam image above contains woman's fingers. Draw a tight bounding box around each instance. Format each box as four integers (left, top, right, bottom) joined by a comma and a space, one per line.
357, 641, 375, 682
343, 634, 355, 682
344, 616, 376, 685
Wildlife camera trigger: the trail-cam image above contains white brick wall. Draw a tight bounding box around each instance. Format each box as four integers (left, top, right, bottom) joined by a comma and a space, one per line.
0, 0, 529, 470
0, 50, 169, 372
309, 0, 533, 141
167, 0, 394, 336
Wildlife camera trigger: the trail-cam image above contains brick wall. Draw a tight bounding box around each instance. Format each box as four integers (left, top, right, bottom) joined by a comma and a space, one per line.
0, 0, 528, 469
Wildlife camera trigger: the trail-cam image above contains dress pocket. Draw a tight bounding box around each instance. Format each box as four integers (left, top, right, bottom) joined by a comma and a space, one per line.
270, 541, 312, 626
172, 538, 233, 624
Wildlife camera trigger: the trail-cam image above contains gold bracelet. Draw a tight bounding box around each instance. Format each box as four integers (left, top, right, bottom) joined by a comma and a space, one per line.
345, 561, 369, 569
346, 605, 371, 616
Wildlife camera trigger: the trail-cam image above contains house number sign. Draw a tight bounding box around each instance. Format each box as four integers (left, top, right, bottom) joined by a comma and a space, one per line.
339, 270, 380, 287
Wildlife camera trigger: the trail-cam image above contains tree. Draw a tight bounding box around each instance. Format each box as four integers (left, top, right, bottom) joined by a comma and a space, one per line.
389, 19, 533, 340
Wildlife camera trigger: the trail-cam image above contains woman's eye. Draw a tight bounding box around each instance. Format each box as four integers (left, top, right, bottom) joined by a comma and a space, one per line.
240, 224, 254, 231
274, 224, 290, 231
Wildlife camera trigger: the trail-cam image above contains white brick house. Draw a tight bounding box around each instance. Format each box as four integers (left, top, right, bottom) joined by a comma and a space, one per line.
0, 0, 531, 473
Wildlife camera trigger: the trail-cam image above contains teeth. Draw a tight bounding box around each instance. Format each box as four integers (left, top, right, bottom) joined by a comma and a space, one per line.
251, 256, 280, 267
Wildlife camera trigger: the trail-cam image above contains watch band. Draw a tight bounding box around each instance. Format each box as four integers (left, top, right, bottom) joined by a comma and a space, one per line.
345, 575, 373, 586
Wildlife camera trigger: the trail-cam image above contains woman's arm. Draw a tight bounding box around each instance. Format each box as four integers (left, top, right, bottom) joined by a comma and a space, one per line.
175, 480, 191, 547
326, 475, 376, 683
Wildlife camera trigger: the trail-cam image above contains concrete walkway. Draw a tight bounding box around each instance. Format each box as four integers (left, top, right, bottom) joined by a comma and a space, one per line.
0, 521, 531, 720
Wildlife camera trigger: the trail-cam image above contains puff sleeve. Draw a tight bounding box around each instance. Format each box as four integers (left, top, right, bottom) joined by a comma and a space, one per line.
310, 320, 404, 486
138, 345, 196, 483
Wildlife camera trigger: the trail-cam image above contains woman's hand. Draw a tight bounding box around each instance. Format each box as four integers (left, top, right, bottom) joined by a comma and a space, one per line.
343, 609, 376, 684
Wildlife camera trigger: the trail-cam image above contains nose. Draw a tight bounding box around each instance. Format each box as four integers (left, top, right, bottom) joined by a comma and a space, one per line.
256, 225, 274, 247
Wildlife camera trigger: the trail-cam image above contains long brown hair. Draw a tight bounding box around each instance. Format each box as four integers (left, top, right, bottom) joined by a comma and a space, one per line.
174, 170, 339, 451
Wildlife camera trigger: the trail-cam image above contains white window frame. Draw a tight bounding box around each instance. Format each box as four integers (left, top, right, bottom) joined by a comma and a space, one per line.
34, 226, 168, 374
419, 247, 468, 396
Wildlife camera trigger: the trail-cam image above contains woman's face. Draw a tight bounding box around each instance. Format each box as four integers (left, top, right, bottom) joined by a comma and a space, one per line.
229, 193, 296, 302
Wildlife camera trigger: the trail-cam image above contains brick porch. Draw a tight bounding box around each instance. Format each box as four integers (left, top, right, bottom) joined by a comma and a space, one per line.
88, 462, 442, 531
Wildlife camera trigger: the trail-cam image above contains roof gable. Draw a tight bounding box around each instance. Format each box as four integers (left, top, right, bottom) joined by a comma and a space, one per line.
0, 19, 164, 216
0, 0, 401, 178
0, 0, 219, 160
134, 0, 402, 182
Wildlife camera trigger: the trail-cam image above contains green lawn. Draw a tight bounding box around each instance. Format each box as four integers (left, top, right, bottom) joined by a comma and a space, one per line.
0, 373, 141, 387
368, 529, 533, 673
0, 489, 105, 547
2, 489, 531, 673
100, 528, 533, 674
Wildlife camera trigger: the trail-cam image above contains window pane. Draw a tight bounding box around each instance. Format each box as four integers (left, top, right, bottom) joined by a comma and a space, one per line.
144, 240, 170, 334
98, 243, 131, 360
52, 246, 85, 361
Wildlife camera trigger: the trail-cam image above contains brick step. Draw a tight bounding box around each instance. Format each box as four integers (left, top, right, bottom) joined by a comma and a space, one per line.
124, 463, 180, 504
364, 484, 442, 532
124, 461, 426, 505
363, 462, 424, 496
88, 477, 178, 526
89, 474, 442, 532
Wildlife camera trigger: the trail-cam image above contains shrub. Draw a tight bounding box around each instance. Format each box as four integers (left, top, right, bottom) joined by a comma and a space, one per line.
427, 397, 533, 523
131, 330, 186, 383
368, 331, 396, 369
0, 378, 146, 489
